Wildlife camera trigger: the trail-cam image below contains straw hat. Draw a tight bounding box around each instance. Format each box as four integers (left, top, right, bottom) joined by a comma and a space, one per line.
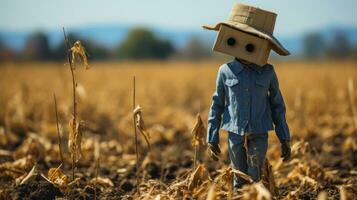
203, 3, 290, 56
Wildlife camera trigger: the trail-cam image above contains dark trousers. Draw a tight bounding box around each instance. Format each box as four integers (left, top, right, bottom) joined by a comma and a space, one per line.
228, 132, 268, 188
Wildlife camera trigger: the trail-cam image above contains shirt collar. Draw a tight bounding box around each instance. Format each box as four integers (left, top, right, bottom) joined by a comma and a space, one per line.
233, 58, 263, 74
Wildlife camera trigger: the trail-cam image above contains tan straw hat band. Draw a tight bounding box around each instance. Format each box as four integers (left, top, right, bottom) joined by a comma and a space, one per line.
227, 12, 275, 34
229, 14, 254, 24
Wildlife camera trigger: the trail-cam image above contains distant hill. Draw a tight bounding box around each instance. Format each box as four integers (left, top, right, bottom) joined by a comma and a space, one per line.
279, 26, 357, 57
1, 24, 356, 57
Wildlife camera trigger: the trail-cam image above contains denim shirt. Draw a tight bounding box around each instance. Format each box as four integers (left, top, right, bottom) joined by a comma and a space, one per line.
207, 59, 290, 144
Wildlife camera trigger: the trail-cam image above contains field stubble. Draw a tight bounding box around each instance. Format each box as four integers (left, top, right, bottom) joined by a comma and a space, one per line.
0, 60, 356, 199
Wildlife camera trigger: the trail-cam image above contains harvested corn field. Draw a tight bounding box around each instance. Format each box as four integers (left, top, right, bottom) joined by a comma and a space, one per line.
0, 61, 356, 199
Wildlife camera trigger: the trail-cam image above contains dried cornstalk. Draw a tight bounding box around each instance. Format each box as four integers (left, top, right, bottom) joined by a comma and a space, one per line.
191, 113, 206, 147
132, 76, 140, 195
53, 94, 64, 165
63, 28, 76, 180
94, 138, 100, 200
133, 105, 151, 149
347, 78, 357, 130
191, 113, 206, 168
63, 27, 89, 180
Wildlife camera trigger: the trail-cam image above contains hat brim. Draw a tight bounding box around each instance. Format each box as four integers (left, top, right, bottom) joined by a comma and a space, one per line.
203, 22, 290, 56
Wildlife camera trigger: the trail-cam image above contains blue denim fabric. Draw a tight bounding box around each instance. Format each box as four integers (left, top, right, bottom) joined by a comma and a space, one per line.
228, 132, 268, 187
206, 59, 290, 144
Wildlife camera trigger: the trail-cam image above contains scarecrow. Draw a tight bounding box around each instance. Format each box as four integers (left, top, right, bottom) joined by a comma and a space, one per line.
204, 3, 291, 188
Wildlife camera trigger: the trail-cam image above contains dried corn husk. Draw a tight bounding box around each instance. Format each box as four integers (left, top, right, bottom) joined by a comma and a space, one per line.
14, 136, 44, 160
68, 117, 83, 162
19, 164, 36, 185
89, 177, 114, 187
339, 186, 347, 200
317, 191, 327, 200
188, 164, 209, 191
0, 126, 9, 146
231, 167, 254, 184
215, 166, 253, 187
70, 41, 89, 69
191, 114, 206, 147
76, 83, 87, 100
0, 155, 35, 179
214, 167, 232, 187
238, 182, 272, 200
48, 165, 68, 187
94, 138, 100, 162
261, 159, 279, 197
0, 149, 12, 157
133, 105, 151, 149
206, 184, 217, 200
253, 183, 271, 200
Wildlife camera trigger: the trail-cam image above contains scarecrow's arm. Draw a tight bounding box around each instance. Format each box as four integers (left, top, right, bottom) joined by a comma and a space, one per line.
207, 66, 225, 144
269, 68, 290, 143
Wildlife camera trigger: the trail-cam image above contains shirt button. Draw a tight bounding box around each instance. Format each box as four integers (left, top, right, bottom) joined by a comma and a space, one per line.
245, 88, 249, 92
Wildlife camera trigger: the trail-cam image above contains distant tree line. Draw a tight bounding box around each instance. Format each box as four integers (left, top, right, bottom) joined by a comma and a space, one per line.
0, 28, 212, 62
303, 31, 357, 60
2, 27, 356, 62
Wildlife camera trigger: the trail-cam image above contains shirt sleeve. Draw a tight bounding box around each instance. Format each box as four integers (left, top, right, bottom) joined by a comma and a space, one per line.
206, 66, 225, 144
269, 67, 291, 142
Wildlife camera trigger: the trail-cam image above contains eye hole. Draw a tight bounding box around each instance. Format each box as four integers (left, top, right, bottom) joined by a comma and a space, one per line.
245, 43, 255, 53
226, 37, 236, 46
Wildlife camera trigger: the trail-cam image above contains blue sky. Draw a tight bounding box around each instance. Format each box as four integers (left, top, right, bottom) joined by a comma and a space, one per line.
1, 0, 357, 36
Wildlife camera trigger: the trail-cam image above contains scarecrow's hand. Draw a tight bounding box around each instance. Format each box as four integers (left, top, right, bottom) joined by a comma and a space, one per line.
208, 143, 221, 161
281, 140, 291, 162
